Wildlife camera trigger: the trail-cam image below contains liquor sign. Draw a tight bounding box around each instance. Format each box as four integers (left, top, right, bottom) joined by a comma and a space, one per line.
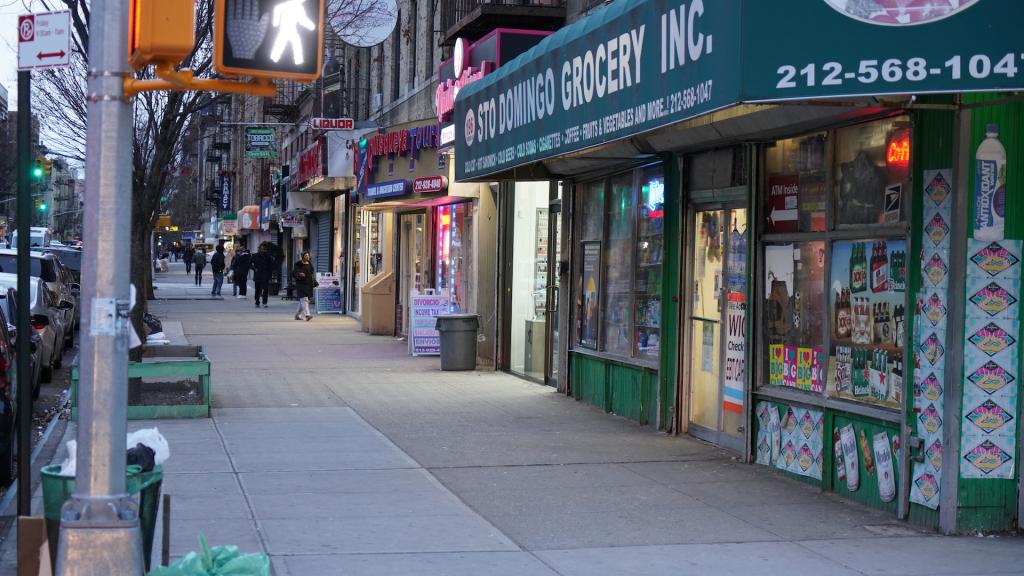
297, 137, 325, 184
245, 127, 278, 159
413, 176, 448, 194
410, 291, 449, 355
311, 117, 354, 130
18, 11, 70, 71
365, 179, 408, 200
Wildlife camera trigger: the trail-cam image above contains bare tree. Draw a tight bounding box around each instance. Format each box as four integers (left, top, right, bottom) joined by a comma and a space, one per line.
31, 0, 394, 310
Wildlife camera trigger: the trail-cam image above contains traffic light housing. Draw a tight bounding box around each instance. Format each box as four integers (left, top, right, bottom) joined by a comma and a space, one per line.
128, 0, 196, 70
41, 158, 52, 178
31, 163, 43, 179
214, 0, 325, 82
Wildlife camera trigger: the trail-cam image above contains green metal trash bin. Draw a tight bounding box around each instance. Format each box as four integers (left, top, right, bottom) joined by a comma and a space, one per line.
41, 464, 163, 571
435, 314, 479, 371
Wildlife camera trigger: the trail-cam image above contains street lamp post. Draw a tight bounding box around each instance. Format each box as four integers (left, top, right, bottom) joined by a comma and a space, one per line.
54, 0, 144, 573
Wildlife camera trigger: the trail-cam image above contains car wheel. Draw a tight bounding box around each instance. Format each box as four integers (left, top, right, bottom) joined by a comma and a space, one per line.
41, 365, 53, 383
52, 352, 63, 370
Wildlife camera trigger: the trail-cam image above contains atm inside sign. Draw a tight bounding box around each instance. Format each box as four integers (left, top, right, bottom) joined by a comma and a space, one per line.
18, 11, 70, 71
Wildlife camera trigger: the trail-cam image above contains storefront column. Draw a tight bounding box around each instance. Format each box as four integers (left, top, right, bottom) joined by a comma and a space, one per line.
659, 153, 682, 432
939, 106, 971, 533
556, 180, 573, 395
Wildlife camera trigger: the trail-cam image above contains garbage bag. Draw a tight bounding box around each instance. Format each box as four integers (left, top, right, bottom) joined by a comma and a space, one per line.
127, 442, 156, 471
148, 535, 270, 576
144, 313, 163, 334
61, 428, 170, 476
127, 427, 171, 466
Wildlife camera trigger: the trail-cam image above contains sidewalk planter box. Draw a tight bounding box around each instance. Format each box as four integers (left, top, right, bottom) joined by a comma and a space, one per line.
71, 345, 211, 419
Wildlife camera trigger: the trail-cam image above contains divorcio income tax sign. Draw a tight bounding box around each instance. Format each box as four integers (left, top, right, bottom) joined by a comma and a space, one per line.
455, 0, 1024, 180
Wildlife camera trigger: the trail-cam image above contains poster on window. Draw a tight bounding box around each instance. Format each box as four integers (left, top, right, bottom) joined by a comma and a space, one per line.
827, 239, 907, 409
723, 299, 745, 414
579, 241, 601, 349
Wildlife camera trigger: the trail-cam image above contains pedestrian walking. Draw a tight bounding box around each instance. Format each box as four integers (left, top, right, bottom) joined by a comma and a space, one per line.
193, 248, 207, 286
184, 243, 194, 275
293, 251, 315, 321
251, 243, 274, 308
231, 248, 251, 298
210, 244, 226, 296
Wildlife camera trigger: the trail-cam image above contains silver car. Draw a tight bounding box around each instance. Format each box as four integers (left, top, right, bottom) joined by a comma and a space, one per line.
0, 274, 69, 382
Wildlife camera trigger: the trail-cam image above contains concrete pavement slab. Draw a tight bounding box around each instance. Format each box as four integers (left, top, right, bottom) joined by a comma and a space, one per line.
238, 469, 444, 496
720, 500, 914, 541
165, 518, 263, 558
258, 514, 519, 555
797, 535, 1024, 575
272, 551, 562, 576
159, 473, 250, 521
535, 542, 865, 576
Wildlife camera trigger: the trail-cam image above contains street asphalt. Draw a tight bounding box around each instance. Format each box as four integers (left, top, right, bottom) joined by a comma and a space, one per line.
1, 261, 1022, 575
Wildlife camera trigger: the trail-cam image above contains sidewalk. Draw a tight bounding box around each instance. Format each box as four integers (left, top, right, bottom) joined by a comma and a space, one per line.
3, 263, 1023, 575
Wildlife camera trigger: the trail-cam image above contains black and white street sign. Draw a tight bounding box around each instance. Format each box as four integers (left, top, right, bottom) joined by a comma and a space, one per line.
18, 11, 70, 71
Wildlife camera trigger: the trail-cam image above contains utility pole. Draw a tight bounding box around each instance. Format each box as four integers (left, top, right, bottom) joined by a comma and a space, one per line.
15, 70, 32, 519
54, 0, 144, 572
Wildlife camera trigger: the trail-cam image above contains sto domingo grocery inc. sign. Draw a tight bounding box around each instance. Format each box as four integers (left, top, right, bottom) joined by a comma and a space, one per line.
455, 0, 1024, 180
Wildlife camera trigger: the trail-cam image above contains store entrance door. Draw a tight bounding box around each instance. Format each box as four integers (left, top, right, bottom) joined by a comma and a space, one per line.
398, 212, 427, 337
685, 207, 748, 452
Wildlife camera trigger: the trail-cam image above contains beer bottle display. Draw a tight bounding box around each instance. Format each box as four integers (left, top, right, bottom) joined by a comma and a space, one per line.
835, 289, 852, 339
890, 353, 903, 403
850, 243, 868, 293
894, 304, 905, 345
871, 241, 889, 293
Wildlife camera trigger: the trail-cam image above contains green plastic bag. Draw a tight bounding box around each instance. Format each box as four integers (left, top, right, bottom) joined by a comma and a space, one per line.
148, 535, 269, 576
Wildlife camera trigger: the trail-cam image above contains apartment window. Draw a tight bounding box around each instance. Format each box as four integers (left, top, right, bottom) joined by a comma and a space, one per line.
392, 9, 402, 101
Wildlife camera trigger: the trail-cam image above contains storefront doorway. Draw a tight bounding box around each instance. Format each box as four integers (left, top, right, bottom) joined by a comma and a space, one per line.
398, 212, 428, 337
685, 206, 748, 452
505, 182, 560, 384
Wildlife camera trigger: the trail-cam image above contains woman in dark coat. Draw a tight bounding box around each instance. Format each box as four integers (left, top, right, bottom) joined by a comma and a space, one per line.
292, 251, 315, 321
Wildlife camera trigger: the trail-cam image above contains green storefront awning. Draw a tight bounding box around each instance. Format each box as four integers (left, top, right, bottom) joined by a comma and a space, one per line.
455, 0, 1024, 181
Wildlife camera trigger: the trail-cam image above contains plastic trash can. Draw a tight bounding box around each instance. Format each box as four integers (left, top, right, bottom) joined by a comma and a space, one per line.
435, 314, 479, 371
41, 464, 163, 571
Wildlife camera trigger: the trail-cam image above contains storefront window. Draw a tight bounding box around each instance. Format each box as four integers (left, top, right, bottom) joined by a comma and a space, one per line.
759, 116, 910, 411
349, 207, 363, 314
764, 133, 827, 233
574, 164, 664, 363
634, 167, 664, 359
603, 174, 634, 357
762, 241, 827, 391
436, 202, 474, 312
835, 121, 910, 227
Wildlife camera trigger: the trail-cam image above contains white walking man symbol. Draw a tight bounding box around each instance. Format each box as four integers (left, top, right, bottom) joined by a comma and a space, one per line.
269, 0, 316, 66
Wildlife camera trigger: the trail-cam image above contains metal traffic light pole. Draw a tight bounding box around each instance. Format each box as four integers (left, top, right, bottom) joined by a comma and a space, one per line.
55, 0, 144, 572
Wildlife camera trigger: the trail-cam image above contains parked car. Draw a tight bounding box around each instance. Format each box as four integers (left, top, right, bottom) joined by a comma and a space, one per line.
0, 288, 43, 400
0, 250, 78, 346
0, 293, 19, 485
0, 274, 69, 383
45, 247, 82, 284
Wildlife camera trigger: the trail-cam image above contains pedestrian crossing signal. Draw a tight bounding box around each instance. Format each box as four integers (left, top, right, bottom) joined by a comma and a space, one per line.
214, 0, 324, 83
128, 0, 196, 70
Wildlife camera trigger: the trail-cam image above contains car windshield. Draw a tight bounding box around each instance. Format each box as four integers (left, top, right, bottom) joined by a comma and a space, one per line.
0, 255, 59, 283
